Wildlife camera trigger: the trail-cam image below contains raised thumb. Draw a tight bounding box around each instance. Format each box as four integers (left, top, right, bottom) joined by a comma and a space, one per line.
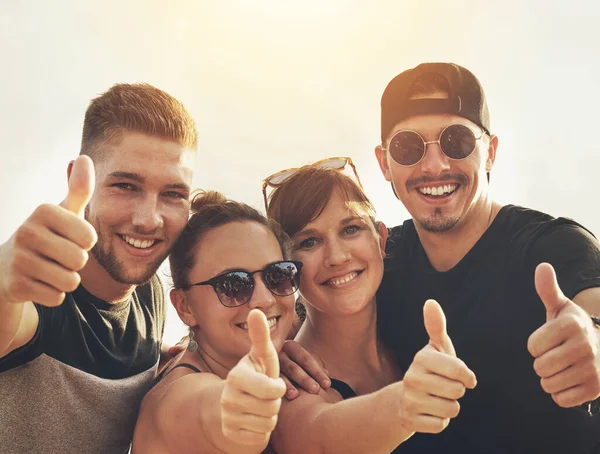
248, 309, 279, 379
423, 299, 456, 356
535, 262, 568, 320
60, 155, 95, 217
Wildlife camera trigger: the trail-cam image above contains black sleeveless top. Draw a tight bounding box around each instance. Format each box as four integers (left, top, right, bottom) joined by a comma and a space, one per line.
329, 378, 357, 399
152, 362, 202, 388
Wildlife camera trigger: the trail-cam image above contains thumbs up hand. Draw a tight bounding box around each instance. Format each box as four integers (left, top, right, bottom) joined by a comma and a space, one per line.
398, 300, 477, 434
247, 308, 281, 379
221, 310, 286, 446
424, 298, 457, 356
527, 262, 600, 408
0, 156, 97, 307
60, 154, 95, 217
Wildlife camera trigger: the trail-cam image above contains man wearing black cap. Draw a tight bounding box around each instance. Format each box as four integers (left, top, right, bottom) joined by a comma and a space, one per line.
375, 62, 600, 453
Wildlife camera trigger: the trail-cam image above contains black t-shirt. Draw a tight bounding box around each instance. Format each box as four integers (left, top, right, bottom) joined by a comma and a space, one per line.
0, 275, 165, 378
377, 205, 600, 454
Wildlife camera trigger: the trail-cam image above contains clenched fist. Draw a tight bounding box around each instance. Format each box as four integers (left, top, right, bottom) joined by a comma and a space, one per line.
0, 155, 97, 307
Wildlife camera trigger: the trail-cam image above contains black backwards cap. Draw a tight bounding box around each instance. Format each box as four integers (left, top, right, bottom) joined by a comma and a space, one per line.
381, 62, 490, 143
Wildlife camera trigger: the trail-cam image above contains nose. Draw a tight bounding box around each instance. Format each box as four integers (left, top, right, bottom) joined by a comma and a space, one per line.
131, 195, 164, 232
420, 141, 451, 176
248, 275, 277, 311
323, 238, 351, 267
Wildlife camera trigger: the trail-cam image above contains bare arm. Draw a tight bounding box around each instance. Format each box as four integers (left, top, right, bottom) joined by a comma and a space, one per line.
151, 373, 272, 454
0, 300, 37, 358
573, 286, 600, 316
272, 381, 412, 454
142, 310, 286, 454
0, 156, 96, 359
272, 300, 477, 454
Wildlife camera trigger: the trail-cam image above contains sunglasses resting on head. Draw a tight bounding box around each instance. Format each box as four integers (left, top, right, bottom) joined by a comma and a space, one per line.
262, 157, 362, 211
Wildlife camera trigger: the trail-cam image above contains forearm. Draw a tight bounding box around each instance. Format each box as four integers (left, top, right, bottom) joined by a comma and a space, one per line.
277, 382, 413, 454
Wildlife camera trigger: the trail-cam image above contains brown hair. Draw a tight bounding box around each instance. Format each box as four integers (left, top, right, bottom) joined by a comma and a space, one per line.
80, 83, 197, 157
170, 190, 291, 289
407, 72, 451, 99
266, 166, 376, 238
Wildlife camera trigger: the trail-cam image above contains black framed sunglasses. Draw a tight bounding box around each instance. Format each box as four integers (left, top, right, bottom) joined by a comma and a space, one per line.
185, 260, 303, 307
382, 124, 486, 167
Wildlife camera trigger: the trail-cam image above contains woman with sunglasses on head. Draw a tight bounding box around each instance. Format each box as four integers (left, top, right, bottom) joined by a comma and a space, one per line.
132, 190, 301, 454
264, 159, 477, 454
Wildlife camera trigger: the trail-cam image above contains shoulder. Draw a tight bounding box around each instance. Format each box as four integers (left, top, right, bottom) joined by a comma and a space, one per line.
498, 204, 592, 240
492, 205, 595, 257
136, 358, 220, 453
135, 274, 164, 304
385, 219, 416, 257
505, 205, 598, 256
141, 353, 215, 423
504, 206, 600, 298
152, 351, 206, 391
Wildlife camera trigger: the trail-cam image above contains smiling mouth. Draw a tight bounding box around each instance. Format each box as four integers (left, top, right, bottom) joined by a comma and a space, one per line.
119, 234, 158, 249
322, 270, 362, 287
417, 184, 459, 198
237, 316, 280, 330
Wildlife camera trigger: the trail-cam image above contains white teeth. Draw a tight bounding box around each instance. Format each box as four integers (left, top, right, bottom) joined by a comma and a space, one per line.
123, 235, 156, 249
327, 272, 358, 286
418, 184, 457, 196
239, 317, 277, 330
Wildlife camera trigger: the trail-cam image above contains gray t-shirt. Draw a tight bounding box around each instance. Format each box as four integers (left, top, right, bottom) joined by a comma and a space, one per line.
0, 276, 165, 454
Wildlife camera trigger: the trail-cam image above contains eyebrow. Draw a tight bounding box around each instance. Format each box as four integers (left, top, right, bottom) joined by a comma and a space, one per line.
295, 216, 364, 237
107, 171, 144, 183
106, 171, 191, 192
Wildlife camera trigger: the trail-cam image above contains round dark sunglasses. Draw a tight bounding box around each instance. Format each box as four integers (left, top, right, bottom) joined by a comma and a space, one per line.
383, 124, 486, 167
185, 260, 303, 307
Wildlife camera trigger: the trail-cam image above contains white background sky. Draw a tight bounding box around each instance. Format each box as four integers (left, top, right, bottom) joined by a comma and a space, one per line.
1, 0, 599, 344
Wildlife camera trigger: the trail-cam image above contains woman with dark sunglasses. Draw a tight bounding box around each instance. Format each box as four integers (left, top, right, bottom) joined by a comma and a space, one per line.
132, 190, 300, 454
264, 163, 476, 454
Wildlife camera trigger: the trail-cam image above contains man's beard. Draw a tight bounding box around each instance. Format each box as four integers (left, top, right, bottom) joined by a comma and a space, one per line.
417, 208, 460, 233
90, 231, 166, 285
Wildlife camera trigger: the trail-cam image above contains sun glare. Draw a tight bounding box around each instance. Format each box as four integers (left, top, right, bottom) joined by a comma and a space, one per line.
234, 0, 352, 22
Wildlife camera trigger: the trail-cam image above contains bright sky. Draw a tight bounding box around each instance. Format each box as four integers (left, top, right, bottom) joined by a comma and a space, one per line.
1, 0, 599, 344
